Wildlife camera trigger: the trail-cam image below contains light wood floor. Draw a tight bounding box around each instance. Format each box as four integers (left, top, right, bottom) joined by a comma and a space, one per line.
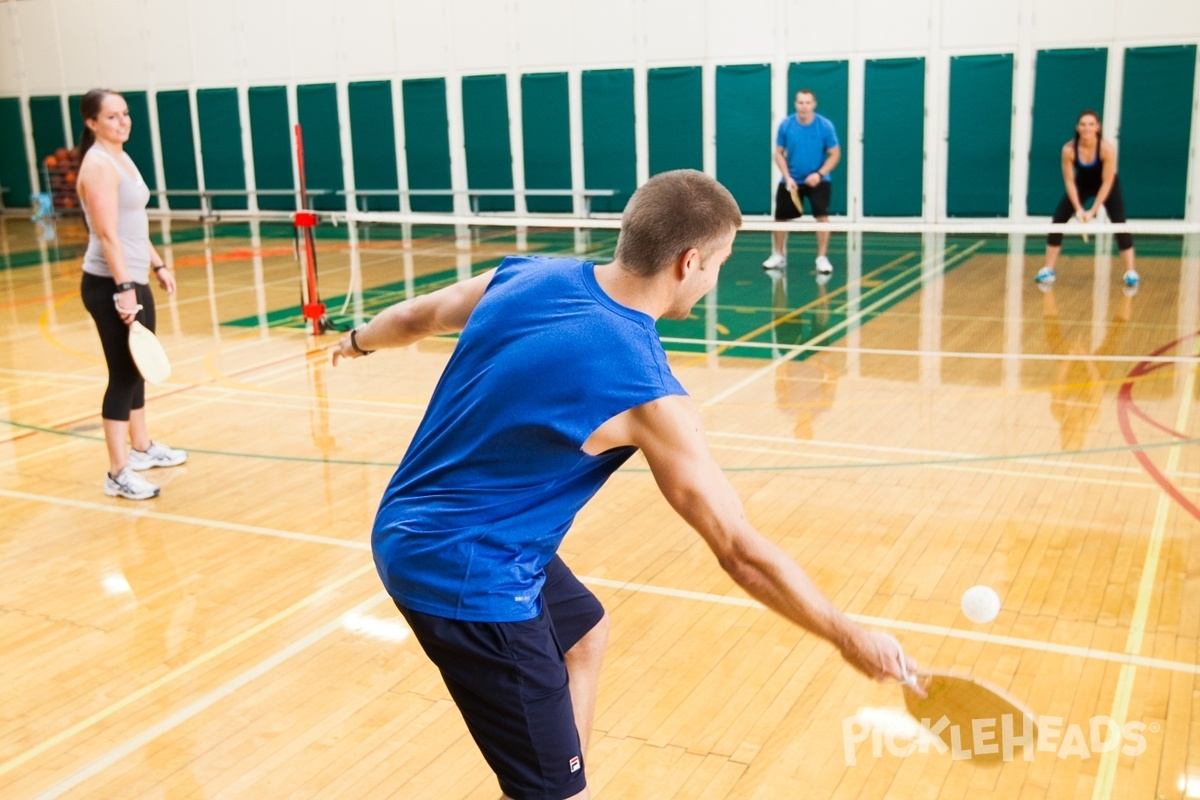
1, 215, 1197, 799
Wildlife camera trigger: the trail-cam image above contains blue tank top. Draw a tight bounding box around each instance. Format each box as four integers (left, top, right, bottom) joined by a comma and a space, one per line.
372, 256, 687, 621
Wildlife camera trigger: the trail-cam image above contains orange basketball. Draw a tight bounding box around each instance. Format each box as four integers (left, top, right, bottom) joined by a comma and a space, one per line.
65, 171, 77, 184
44, 155, 58, 169
61, 196, 77, 209
55, 147, 69, 161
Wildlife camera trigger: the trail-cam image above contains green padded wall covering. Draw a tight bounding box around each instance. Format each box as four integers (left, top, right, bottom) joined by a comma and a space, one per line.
716, 64, 772, 215
156, 91, 200, 210
1119, 45, 1196, 219
248, 86, 295, 211
582, 69, 636, 212
461, 75, 514, 212
297, 83, 345, 211
0, 97, 32, 206
863, 58, 925, 216
29, 96, 66, 191
402, 78, 453, 213
196, 88, 247, 210
648, 66, 703, 175
947, 54, 1013, 217
348, 80, 400, 212
521, 72, 572, 213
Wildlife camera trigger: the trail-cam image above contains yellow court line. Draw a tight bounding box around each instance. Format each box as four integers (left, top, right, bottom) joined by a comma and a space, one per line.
1092, 331, 1200, 800
677, 249, 920, 369
702, 240, 988, 409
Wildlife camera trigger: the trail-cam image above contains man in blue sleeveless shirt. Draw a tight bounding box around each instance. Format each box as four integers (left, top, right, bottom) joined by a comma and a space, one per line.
333, 170, 912, 800
763, 90, 841, 279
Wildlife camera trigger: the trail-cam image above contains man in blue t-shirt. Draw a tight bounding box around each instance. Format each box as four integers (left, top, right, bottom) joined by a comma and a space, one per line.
763, 89, 841, 279
333, 170, 912, 800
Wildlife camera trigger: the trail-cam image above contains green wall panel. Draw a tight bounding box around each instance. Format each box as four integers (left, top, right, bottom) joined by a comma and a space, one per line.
196, 88, 246, 210
648, 67, 703, 176
462, 75, 514, 212
0, 97, 32, 206
1119, 45, 1196, 219
349, 80, 399, 212
1027, 49, 1107, 215
156, 90, 200, 210
582, 69, 636, 212
402, 78, 452, 213
29, 96, 66, 191
521, 73, 572, 213
297, 83, 345, 211
68, 93, 84, 145
863, 58, 925, 216
947, 54, 1013, 217
787, 61, 849, 215
248, 86, 295, 211
123, 91, 158, 208
716, 64, 772, 215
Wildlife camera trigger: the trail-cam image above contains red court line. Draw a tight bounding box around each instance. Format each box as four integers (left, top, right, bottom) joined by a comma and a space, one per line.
1116, 330, 1200, 522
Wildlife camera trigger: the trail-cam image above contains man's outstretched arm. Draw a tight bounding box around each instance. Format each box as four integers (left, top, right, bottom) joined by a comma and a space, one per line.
622, 394, 913, 682
331, 268, 496, 365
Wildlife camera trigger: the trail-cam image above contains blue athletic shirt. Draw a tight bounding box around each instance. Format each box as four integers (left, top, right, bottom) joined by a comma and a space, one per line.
372, 256, 687, 622
776, 113, 839, 183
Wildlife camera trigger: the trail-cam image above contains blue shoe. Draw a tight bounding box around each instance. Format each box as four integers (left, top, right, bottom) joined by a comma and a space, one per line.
1123, 269, 1140, 296
1035, 266, 1055, 291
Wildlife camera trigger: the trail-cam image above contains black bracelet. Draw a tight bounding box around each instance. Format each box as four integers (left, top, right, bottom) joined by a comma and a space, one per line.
115, 281, 135, 292
152, 264, 166, 272
350, 327, 374, 356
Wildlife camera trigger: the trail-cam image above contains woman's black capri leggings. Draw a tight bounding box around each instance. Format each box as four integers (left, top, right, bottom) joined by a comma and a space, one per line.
80, 272, 156, 421
1046, 177, 1133, 251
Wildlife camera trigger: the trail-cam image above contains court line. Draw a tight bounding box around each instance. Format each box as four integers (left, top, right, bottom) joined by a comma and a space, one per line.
663, 337, 1200, 364
28, 591, 388, 800
0, 564, 377, 785
701, 240, 988, 409
1092, 332, 1200, 800
581, 576, 1200, 677
0, 488, 369, 551
8, 484, 1195, 681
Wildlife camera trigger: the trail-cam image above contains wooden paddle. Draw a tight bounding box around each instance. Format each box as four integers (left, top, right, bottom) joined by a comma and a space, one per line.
129, 321, 171, 384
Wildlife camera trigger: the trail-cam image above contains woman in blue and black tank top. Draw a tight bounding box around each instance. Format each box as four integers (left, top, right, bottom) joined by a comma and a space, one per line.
76, 89, 187, 500
1036, 110, 1138, 290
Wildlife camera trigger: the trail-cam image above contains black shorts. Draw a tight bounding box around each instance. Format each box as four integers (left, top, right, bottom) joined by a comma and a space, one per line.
396, 556, 604, 800
775, 181, 832, 220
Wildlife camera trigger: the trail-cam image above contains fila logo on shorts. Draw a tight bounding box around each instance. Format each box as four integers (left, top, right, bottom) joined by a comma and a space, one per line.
569, 756, 581, 773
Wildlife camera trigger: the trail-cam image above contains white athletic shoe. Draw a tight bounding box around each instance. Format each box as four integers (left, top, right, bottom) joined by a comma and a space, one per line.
815, 256, 833, 275
1035, 266, 1056, 291
815, 271, 832, 288
762, 253, 786, 270
104, 466, 160, 500
128, 440, 188, 470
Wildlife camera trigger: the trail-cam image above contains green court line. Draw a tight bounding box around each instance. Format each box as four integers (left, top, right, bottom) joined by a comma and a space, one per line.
4, 416, 1195, 473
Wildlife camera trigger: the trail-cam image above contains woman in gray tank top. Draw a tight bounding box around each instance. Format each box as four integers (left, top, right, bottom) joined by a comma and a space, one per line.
76, 89, 188, 500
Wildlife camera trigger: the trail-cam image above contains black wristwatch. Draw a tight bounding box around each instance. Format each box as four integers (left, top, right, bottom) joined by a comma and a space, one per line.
350, 327, 374, 356
115, 281, 135, 292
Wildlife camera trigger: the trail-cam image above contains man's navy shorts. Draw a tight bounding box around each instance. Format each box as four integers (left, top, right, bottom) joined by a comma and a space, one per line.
395, 555, 605, 800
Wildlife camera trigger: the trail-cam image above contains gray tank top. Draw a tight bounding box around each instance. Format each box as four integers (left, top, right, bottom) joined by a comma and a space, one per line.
80, 147, 152, 283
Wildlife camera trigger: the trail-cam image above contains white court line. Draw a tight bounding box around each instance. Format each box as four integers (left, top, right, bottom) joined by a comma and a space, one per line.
665, 338, 1200, 364
708, 430, 1200, 480
0, 488, 369, 551
28, 592, 387, 800
581, 576, 1200, 677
